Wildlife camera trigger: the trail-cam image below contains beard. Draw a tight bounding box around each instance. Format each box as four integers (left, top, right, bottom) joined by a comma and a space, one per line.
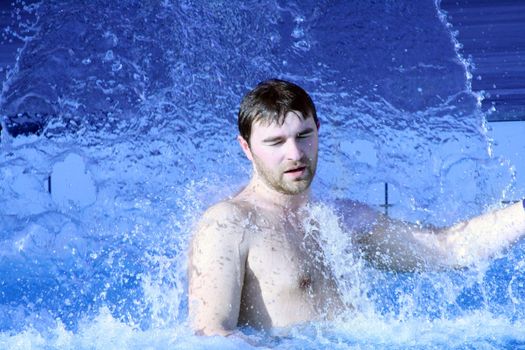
252, 154, 317, 195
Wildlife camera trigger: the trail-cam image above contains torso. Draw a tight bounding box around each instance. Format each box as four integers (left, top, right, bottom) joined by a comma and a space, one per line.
231, 198, 343, 330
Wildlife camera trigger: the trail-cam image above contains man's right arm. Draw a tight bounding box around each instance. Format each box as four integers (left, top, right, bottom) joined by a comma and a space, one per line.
188, 202, 249, 336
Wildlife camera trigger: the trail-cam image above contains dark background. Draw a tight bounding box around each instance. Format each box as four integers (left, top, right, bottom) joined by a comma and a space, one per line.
0, 1, 20, 84
441, 0, 525, 121
1, 1, 524, 121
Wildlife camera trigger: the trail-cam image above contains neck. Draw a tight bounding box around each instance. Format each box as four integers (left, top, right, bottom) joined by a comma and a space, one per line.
245, 177, 310, 213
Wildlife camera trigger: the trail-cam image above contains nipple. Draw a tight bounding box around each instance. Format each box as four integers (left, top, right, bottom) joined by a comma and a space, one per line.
299, 276, 312, 289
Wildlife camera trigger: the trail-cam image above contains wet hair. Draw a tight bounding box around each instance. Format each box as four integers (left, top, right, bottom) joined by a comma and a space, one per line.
238, 79, 318, 145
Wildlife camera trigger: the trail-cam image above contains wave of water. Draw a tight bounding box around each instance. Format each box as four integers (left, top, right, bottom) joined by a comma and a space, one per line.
1, 0, 524, 348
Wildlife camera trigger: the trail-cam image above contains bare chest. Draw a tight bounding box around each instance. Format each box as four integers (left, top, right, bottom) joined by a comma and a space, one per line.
247, 229, 325, 291
239, 224, 336, 326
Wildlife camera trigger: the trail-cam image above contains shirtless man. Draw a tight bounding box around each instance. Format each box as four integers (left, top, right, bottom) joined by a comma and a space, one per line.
188, 79, 525, 336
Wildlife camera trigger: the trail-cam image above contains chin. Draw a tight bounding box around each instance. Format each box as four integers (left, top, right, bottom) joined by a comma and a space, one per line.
280, 181, 311, 195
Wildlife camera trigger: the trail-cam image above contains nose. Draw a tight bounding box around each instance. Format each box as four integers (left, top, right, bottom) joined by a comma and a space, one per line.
285, 139, 303, 161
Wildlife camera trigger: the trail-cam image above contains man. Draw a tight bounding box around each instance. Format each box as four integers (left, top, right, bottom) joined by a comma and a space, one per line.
188, 79, 525, 337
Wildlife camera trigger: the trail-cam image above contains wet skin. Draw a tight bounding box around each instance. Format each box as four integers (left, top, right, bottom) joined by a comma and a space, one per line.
189, 112, 343, 334
188, 111, 525, 336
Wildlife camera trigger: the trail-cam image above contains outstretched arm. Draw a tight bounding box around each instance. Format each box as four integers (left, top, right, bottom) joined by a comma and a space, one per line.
440, 200, 525, 266
346, 200, 525, 271
188, 202, 249, 336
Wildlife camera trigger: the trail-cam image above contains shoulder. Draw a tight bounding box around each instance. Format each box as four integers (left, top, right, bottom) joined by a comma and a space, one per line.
192, 200, 252, 250
197, 200, 252, 228
332, 198, 381, 232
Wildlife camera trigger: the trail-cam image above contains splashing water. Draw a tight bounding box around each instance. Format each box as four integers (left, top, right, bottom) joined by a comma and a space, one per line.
1, 0, 524, 349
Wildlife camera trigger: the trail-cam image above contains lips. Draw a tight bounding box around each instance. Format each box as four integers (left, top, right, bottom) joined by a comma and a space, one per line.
284, 166, 306, 173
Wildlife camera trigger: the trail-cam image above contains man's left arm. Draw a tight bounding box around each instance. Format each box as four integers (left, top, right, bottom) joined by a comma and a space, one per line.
438, 200, 525, 266
350, 200, 525, 271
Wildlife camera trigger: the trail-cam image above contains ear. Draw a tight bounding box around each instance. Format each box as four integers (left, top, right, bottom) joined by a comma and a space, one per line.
237, 135, 253, 162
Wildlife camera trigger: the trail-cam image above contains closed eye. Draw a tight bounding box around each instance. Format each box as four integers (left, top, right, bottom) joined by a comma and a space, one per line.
297, 128, 314, 139
263, 137, 285, 146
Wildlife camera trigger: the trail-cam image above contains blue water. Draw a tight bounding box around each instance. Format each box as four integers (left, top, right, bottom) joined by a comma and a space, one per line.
1, 0, 524, 349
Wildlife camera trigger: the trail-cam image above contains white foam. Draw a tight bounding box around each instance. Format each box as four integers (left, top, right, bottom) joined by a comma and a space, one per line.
51, 153, 97, 209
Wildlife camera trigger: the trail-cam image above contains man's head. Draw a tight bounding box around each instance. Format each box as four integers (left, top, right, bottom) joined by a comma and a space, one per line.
238, 79, 319, 146
237, 79, 319, 195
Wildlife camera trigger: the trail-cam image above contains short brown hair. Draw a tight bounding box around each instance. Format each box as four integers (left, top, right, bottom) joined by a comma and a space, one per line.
238, 79, 318, 145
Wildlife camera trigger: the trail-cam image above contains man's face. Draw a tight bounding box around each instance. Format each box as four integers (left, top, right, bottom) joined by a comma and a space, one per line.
245, 111, 319, 195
